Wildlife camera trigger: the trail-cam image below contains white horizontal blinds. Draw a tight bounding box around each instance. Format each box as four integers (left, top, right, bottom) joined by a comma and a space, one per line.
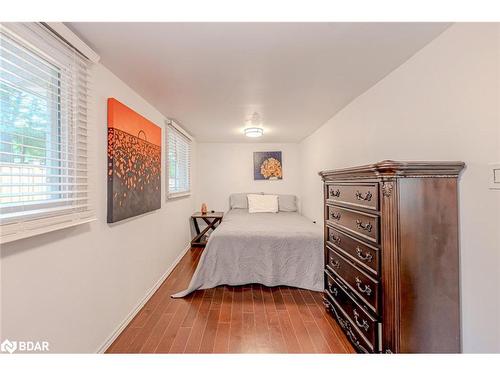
0, 23, 94, 243
167, 122, 191, 197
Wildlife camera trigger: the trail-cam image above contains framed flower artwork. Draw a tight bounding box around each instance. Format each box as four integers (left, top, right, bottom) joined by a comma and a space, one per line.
253, 151, 283, 180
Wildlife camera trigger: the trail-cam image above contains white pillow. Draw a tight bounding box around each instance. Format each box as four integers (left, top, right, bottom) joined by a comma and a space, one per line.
247, 194, 278, 213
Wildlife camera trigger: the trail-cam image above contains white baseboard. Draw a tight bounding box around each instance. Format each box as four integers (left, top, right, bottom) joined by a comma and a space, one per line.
96, 243, 191, 353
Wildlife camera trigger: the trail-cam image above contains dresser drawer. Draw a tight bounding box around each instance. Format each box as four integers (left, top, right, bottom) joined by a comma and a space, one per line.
326, 225, 379, 276
325, 271, 378, 352
326, 246, 380, 314
326, 205, 379, 243
326, 183, 379, 211
323, 290, 372, 353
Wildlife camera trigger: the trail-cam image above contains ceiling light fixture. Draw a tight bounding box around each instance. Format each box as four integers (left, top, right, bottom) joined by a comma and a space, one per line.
244, 112, 264, 138
244, 127, 264, 138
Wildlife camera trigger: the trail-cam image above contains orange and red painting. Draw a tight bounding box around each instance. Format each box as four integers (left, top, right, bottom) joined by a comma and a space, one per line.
107, 98, 161, 223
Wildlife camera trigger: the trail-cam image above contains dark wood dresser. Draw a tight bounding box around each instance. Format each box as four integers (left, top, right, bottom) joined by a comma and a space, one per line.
319, 160, 464, 353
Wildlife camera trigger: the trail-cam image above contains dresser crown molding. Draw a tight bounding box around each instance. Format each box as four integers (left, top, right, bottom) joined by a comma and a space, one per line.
319, 160, 465, 180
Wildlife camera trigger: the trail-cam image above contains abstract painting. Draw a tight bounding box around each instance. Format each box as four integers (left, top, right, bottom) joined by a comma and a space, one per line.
107, 98, 161, 223
253, 151, 283, 180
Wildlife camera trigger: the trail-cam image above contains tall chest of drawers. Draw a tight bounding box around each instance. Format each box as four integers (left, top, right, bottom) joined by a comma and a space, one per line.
319, 160, 464, 353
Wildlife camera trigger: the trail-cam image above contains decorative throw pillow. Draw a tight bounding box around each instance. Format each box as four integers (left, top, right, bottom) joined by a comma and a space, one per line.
229, 192, 264, 209
247, 194, 278, 213
278, 194, 297, 212
229, 193, 249, 209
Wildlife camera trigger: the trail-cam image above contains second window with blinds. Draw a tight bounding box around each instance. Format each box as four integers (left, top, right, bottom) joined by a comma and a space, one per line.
166, 121, 192, 198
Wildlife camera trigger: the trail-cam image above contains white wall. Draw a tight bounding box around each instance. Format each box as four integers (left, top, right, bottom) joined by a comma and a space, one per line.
0, 63, 197, 353
195, 143, 301, 213
2, 22, 498, 354
299, 23, 500, 352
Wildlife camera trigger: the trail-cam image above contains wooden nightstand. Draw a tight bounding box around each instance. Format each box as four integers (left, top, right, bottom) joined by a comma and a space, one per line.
190, 212, 224, 247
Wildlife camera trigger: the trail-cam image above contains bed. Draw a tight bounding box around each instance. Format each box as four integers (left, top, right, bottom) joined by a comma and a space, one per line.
172, 199, 323, 298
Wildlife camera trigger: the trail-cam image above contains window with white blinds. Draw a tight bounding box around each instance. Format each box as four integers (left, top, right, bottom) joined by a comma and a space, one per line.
0, 23, 94, 243
167, 122, 191, 198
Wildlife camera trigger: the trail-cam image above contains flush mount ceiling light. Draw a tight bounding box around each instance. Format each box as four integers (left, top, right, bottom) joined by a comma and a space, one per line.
244, 112, 264, 137
244, 127, 264, 138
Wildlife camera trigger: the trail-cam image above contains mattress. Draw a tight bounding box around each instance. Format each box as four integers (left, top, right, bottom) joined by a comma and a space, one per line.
172, 208, 323, 297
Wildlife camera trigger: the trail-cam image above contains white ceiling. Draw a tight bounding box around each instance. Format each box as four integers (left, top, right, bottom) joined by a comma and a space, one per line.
68, 22, 450, 142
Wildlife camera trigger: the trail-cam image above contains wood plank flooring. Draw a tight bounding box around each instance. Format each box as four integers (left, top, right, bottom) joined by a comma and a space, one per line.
106, 248, 355, 353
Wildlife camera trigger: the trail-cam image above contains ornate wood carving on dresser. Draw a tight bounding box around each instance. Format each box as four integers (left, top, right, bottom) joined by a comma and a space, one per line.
319, 160, 464, 353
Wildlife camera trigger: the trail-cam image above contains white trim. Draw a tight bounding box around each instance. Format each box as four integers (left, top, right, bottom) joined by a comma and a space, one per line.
0, 213, 96, 244
95, 243, 191, 353
43, 22, 100, 63
167, 191, 191, 199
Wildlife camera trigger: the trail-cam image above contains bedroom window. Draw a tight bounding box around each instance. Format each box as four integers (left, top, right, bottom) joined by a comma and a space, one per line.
167, 121, 191, 198
0, 23, 94, 243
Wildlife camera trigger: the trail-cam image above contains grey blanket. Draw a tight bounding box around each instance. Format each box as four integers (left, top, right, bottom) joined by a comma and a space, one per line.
172, 209, 323, 298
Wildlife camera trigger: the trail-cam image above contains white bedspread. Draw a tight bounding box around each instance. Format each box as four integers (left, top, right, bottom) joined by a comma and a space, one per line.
172, 209, 323, 297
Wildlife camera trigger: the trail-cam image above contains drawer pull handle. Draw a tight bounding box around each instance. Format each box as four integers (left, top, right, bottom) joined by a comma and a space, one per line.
328, 284, 339, 296
355, 190, 373, 202
330, 260, 340, 269
330, 212, 341, 221
356, 247, 373, 262
323, 298, 332, 311
355, 277, 372, 296
330, 188, 340, 197
356, 219, 372, 232
330, 234, 341, 245
353, 309, 369, 331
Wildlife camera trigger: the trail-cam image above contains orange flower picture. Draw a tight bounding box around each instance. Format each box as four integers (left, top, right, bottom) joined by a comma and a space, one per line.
254, 151, 283, 180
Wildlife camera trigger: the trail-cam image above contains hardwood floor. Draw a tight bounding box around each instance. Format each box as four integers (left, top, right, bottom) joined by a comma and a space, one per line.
106, 248, 355, 354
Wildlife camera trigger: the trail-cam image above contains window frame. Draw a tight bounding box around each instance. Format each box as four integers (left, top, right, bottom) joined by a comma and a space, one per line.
0, 23, 95, 244
166, 120, 192, 199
